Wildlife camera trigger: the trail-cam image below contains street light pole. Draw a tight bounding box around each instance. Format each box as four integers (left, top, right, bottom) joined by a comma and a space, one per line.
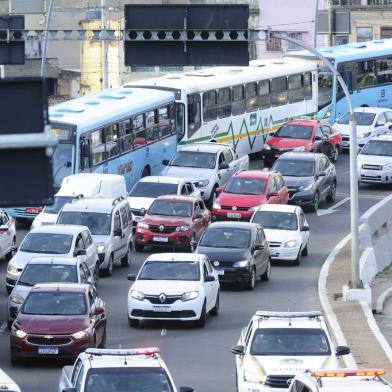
314, 0, 319, 48
272, 33, 361, 288
101, 0, 109, 89
40, 0, 54, 77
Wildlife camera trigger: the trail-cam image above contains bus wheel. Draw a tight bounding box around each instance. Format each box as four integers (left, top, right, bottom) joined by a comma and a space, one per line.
141, 166, 150, 178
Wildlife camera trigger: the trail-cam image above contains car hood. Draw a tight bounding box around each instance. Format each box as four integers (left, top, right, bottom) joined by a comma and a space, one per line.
17, 314, 89, 334
11, 252, 70, 269
128, 197, 155, 211
131, 280, 200, 295
217, 193, 266, 207
141, 214, 191, 226
264, 229, 300, 243
267, 137, 309, 149
195, 247, 249, 262
161, 166, 214, 181
34, 212, 57, 225
282, 176, 314, 188
333, 123, 372, 136
358, 154, 392, 166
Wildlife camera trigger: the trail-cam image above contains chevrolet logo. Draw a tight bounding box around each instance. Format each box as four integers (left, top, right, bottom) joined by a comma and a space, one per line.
44, 335, 53, 339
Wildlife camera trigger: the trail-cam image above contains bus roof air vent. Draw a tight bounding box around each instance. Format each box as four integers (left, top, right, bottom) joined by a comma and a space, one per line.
185, 72, 214, 77
50, 113, 64, 118
85, 101, 100, 105
118, 89, 133, 95
166, 75, 181, 79
272, 60, 284, 65
374, 40, 384, 44
98, 93, 126, 100
56, 107, 85, 113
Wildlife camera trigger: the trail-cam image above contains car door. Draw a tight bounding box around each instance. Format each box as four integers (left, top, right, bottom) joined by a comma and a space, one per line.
318, 156, 331, 199
80, 262, 93, 285
217, 151, 232, 184
298, 208, 309, 251
312, 126, 324, 151
375, 112, 388, 135
119, 204, 131, 256
224, 148, 238, 176
0, 211, 11, 257
202, 261, 214, 311
89, 287, 105, 341
74, 233, 89, 264
385, 111, 392, 134
112, 210, 123, 261
275, 175, 289, 204
267, 177, 279, 204
255, 228, 268, 275
192, 201, 204, 239
81, 230, 96, 273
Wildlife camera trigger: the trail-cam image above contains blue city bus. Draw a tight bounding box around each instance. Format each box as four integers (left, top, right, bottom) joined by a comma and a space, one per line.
285, 38, 392, 123
7, 87, 184, 220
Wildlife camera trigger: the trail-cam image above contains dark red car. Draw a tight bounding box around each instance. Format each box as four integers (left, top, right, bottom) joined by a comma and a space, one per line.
261, 120, 342, 166
212, 170, 289, 221
10, 283, 106, 363
135, 195, 211, 251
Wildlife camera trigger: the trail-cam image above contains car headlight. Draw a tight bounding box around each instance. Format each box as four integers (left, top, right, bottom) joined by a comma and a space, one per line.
7, 263, 18, 274
299, 183, 313, 191
181, 291, 199, 301
213, 202, 221, 209
285, 240, 298, 248
96, 243, 105, 253
130, 290, 144, 301
11, 327, 27, 339
176, 225, 190, 232
72, 327, 92, 340
293, 146, 305, 152
197, 179, 209, 188
233, 260, 249, 268
263, 144, 271, 150
137, 222, 149, 229
243, 369, 266, 384
10, 293, 24, 305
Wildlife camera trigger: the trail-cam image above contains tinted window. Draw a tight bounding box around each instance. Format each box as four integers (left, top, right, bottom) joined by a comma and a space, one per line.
232, 85, 245, 115
130, 182, 178, 198
288, 74, 304, 103
105, 124, 120, 159
149, 200, 193, 217
218, 88, 231, 118
203, 90, 217, 121
18, 264, 78, 286
199, 227, 251, 249
338, 112, 376, 126
252, 211, 298, 230
245, 82, 258, 112
91, 129, 106, 165
120, 207, 128, 228
170, 151, 216, 169
187, 94, 201, 138
258, 80, 271, 109
271, 77, 287, 106
133, 113, 146, 147
20, 233, 73, 254
360, 140, 392, 157
58, 212, 111, 236
223, 149, 234, 164
304, 72, 313, 100
139, 261, 200, 281
118, 119, 133, 153
377, 57, 392, 85
43, 196, 73, 214
225, 177, 267, 195
273, 159, 315, 177
274, 124, 313, 140
357, 59, 377, 87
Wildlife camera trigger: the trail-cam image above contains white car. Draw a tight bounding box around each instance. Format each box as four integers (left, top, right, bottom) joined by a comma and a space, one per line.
333, 107, 392, 150
288, 368, 392, 392
250, 204, 310, 265
127, 253, 220, 328
357, 135, 392, 185
6, 224, 99, 293
232, 311, 350, 392
0, 368, 21, 392
0, 210, 16, 261
128, 176, 201, 225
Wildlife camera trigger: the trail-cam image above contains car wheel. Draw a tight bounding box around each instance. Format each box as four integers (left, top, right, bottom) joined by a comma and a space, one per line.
293, 250, 302, 266
128, 316, 139, 328
104, 255, 114, 277
312, 191, 320, 212
302, 242, 309, 256
99, 326, 106, 348
326, 182, 336, 203
5, 237, 16, 261
196, 301, 207, 328
135, 242, 144, 252
210, 291, 219, 316
261, 259, 271, 282
246, 267, 256, 290
121, 244, 132, 267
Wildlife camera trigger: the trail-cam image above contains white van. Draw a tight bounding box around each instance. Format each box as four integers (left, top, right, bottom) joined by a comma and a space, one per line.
32, 173, 127, 229
0, 368, 21, 391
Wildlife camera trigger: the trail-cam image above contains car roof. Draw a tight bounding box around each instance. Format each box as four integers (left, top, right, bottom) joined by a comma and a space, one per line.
138, 176, 186, 185
26, 256, 80, 265
208, 221, 259, 230
250, 311, 327, 329
30, 283, 90, 293
155, 195, 198, 202
60, 197, 125, 213
146, 252, 205, 263
30, 224, 87, 235
372, 134, 392, 142
179, 142, 229, 153
283, 119, 319, 127
317, 377, 392, 391
278, 151, 322, 161
353, 106, 392, 114
255, 204, 300, 213
233, 170, 275, 179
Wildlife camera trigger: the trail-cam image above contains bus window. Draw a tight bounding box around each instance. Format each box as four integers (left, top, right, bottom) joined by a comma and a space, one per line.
218, 88, 231, 118
175, 103, 185, 141
258, 80, 271, 109
145, 110, 159, 143
318, 71, 333, 110
245, 82, 258, 112
91, 129, 106, 165
203, 90, 217, 122
133, 113, 146, 147
187, 94, 201, 138
304, 72, 313, 100
232, 85, 245, 116
105, 123, 120, 159
80, 135, 91, 170
377, 57, 392, 85
158, 106, 171, 138
357, 59, 377, 88
118, 119, 133, 153
271, 77, 288, 106
288, 74, 304, 103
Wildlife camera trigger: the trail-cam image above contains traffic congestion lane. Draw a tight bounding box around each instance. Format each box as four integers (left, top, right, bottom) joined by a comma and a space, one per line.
0, 153, 390, 392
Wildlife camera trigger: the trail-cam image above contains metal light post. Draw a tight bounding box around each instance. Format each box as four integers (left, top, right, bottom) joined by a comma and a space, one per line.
314, 0, 319, 48
40, 0, 54, 77
273, 33, 361, 289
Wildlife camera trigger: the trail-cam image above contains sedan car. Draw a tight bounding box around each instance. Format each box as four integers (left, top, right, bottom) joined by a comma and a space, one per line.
250, 204, 310, 265
135, 195, 211, 252
127, 253, 219, 328
333, 107, 392, 150
195, 222, 270, 290
7, 256, 95, 328
272, 152, 337, 211
212, 170, 289, 221
0, 209, 16, 261
10, 283, 106, 363
6, 225, 99, 293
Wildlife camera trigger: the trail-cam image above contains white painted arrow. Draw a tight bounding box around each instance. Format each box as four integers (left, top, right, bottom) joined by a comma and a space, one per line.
317, 197, 350, 217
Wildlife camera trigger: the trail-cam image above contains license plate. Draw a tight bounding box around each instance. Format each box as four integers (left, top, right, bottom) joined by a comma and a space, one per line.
215, 268, 224, 275
153, 236, 169, 242
342, 141, 349, 147
361, 169, 378, 177
269, 249, 278, 256
153, 306, 171, 312
227, 212, 241, 219
25, 208, 40, 214
38, 347, 58, 355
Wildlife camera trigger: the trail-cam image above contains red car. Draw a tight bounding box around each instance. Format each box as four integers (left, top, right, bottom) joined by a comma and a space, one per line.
212, 170, 289, 221
261, 120, 342, 166
135, 195, 211, 251
10, 283, 106, 363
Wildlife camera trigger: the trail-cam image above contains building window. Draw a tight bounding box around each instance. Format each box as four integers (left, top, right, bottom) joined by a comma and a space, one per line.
334, 35, 349, 45
381, 26, 392, 39
130, 66, 156, 73
287, 32, 302, 51
266, 33, 281, 52
356, 27, 373, 42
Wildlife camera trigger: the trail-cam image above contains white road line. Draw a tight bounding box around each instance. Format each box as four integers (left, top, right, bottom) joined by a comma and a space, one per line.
336, 192, 386, 200
0, 322, 7, 335
331, 197, 351, 210
161, 328, 167, 337
317, 197, 350, 216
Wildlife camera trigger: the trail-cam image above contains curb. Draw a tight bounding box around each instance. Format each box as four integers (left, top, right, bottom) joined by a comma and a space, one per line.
376, 287, 392, 314
318, 232, 357, 368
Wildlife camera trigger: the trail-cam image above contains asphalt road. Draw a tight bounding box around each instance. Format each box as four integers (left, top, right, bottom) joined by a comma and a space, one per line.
0, 153, 390, 392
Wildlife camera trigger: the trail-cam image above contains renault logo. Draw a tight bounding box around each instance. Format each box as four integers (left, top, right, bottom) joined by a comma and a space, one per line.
286, 379, 293, 386
213, 261, 220, 267
232, 206, 237, 211
159, 225, 164, 232
159, 293, 166, 303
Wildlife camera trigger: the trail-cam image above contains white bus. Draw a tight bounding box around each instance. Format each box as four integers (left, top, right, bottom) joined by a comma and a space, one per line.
124, 58, 317, 156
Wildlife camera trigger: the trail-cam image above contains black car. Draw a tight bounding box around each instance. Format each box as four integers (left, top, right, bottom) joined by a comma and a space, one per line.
272, 152, 337, 211
195, 222, 270, 290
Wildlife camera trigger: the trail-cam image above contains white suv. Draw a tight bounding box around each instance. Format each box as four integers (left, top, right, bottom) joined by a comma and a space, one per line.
57, 197, 133, 276
128, 176, 201, 226
232, 311, 350, 392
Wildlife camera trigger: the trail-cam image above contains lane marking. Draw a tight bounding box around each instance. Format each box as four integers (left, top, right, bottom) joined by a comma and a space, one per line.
0, 322, 7, 335
317, 197, 350, 216
336, 192, 387, 200
161, 328, 167, 337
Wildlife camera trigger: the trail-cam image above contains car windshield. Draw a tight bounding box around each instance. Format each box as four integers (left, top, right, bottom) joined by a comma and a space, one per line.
139, 261, 200, 281
199, 227, 251, 249
18, 264, 78, 286
130, 182, 178, 198
338, 112, 376, 126
57, 212, 111, 235
85, 368, 174, 392
20, 233, 73, 254
170, 151, 216, 169
274, 124, 313, 140
250, 328, 331, 356
252, 211, 298, 230
273, 160, 315, 177
224, 177, 267, 195
43, 196, 73, 214
360, 140, 392, 157
148, 200, 193, 217
21, 292, 86, 315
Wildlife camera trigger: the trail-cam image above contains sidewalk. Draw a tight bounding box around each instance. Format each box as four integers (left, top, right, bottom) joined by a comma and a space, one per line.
325, 239, 392, 380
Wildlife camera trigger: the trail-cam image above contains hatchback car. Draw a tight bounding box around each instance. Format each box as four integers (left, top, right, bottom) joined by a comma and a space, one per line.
0, 209, 16, 261
127, 253, 219, 328
212, 170, 289, 221
195, 222, 270, 290
135, 195, 211, 252
10, 283, 106, 363
6, 225, 99, 293
272, 152, 337, 211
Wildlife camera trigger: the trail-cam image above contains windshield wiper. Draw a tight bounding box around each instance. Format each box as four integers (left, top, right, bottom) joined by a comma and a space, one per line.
18, 281, 34, 286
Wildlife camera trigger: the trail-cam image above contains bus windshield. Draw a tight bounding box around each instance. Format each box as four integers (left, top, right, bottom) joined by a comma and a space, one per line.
52, 143, 74, 190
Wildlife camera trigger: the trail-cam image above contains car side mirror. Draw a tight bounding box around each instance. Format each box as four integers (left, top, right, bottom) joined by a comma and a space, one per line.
179, 387, 194, 392
162, 159, 169, 166
204, 275, 215, 282
93, 306, 105, 316
335, 345, 350, 356
0, 225, 9, 231
63, 388, 77, 392
127, 274, 136, 281
318, 171, 327, 177
219, 162, 229, 170
75, 249, 86, 256
300, 225, 310, 232
231, 345, 245, 355
376, 122, 385, 127
253, 244, 264, 251
314, 135, 322, 141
